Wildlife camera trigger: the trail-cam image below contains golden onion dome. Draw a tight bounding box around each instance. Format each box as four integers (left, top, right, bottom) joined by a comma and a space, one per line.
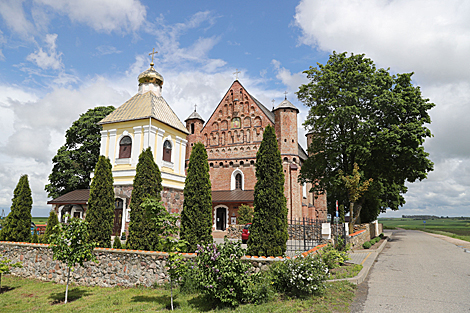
138, 63, 164, 86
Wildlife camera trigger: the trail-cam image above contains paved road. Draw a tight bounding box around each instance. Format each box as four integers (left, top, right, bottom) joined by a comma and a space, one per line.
352, 229, 470, 312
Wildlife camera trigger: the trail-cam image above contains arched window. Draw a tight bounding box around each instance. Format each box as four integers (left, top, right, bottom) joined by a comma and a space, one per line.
163, 140, 172, 162
119, 136, 132, 158
235, 173, 242, 189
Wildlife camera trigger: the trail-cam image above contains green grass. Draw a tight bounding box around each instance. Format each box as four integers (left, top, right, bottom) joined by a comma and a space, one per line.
328, 264, 363, 280
32, 217, 48, 224
379, 217, 470, 242
0, 275, 356, 312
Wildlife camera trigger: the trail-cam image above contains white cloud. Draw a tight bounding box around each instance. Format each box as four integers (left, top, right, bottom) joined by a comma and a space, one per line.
271, 59, 308, 92
294, 0, 470, 216
35, 0, 147, 33
96, 45, 122, 56
0, 0, 36, 40
26, 33, 63, 70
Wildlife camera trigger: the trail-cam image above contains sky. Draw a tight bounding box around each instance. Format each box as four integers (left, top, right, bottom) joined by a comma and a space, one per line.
0, 0, 469, 218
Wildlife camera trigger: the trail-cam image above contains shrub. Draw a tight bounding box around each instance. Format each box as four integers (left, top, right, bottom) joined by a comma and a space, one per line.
320, 244, 350, 269
31, 231, 39, 243
362, 241, 371, 249
44, 210, 60, 243
193, 239, 255, 306
379, 233, 384, 238
237, 204, 254, 225
270, 253, 328, 298
113, 237, 122, 249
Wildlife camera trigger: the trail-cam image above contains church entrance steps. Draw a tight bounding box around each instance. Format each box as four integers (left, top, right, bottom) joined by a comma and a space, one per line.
212, 230, 228, 239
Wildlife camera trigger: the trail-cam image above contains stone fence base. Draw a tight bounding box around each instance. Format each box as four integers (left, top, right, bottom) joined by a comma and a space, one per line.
348, 221, 383, 248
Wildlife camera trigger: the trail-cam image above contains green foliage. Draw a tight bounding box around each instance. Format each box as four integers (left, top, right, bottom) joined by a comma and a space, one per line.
126, 148, 162, 251
319, 244, 350, 269
270, 254, 328, 298
237, 204, 254, 225
50, 217, 97, 304
193, 240, 257, 306
0, 175, 33, 242
85, 156, 115, 248
31, 231, 39, 243
248, 125, 288, 257
44, 210, 60, 244
339, 204, 345, 224
298, 52, 434, 221
379, 233, 384, 238
113, 236, 122, 249
0, 254, 22, 291
181, 142, 213, 253
45, 106, 115, 199
362, 241, 371, 249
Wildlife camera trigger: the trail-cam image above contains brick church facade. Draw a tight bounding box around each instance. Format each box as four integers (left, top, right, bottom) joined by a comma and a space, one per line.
185, 80, 327, 231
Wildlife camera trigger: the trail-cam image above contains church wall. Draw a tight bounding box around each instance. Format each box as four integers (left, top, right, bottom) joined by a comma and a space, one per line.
208, 162, 257, 191
275, 109, 298, 156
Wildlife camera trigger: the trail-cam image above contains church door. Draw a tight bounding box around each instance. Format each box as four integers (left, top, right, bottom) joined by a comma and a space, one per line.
216, 207, 226, 231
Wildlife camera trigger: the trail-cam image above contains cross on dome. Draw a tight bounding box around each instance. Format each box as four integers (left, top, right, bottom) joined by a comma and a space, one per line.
149, 48, 158, 67
284, 91, 288, 100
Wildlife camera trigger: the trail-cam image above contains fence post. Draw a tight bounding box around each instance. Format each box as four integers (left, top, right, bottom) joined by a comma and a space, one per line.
302, 217, 306, 252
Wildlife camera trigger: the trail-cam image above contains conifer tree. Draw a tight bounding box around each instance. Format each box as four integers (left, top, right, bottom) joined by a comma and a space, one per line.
44, 210, 60, 244
85, 156, 115, 248
126, 148, 162, 251
180, 142, 213, 253
0, 175, 33, 242
247, 125, 288, 256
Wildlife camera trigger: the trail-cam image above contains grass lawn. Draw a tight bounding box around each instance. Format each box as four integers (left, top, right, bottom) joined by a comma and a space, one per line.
328, 264, 363, 280
379, 218, 470, 242
1, 275, 356, 312
32, 217, 48, 224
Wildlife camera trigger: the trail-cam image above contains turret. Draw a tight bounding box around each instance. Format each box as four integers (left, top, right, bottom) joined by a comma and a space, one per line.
185, 108, 205, 160
273, 98, 299, 156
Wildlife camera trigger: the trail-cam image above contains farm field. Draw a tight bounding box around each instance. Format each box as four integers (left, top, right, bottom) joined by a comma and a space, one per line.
32, 217, 48, 224
0, 276, 355, 313
379, 217, 470, 242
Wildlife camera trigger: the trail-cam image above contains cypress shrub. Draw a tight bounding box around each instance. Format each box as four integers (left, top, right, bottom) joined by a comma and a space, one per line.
31, 231, 39, 243
85, 156, 115, 248
237, 204, 254, 225
113, 236, 122, 249
126, 148, 162, 251
0, 175, 33, 242
247, 125, 288, 257
180, 142, 213, 253
44, 210, 60, 244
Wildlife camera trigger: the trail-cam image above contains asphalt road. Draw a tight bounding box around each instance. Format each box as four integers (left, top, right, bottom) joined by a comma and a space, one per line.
352, 229, 470, 312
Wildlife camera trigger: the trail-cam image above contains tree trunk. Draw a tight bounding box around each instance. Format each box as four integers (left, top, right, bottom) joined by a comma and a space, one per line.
349, 202, 354, 234
170, 279, 174, 311
65, 266, 70, 304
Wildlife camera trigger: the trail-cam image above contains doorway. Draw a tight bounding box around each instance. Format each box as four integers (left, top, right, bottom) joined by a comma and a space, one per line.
216, 207, 226, 231
113, 199, 124, 236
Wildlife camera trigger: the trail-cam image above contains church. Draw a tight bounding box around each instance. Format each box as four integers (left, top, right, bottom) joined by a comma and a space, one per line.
184, 79, 327, 232
48, 53, 327, 236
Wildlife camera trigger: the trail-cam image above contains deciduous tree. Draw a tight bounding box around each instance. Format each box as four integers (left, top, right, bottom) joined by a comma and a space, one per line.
180, 142, 213, 253
298, 52, 434, 222
248, 125, 288, 256
0, 175, 33, 242
45, 106, 115, 199
126, 148, 162, 251
85, 156, 115, 248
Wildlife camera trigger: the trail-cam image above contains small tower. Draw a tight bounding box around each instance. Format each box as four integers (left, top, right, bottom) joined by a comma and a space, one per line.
273, 98, 299, 156
185, 107, 205, 161
137, 52, 164, 96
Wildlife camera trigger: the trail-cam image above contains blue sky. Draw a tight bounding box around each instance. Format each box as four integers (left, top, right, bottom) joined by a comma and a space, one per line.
0, 0, 469, 218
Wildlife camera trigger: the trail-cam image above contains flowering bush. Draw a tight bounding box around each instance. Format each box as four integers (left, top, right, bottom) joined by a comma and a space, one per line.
194, 239, 253, 306
320, 244, 350, 269
270, 254, 328, 298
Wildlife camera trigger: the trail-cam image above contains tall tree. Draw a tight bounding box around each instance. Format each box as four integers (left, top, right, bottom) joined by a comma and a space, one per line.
126, 148, 162, 251
45, 106, 115, 199
180, 142, 213, 253
0, 175, 33, 242
247, 125, 288, 256
44, 210, 60, 244
298, 52, 434, 222
85, 156, 115, 248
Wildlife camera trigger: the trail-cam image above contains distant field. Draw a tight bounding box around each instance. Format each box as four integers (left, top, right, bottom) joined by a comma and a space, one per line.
379, 217, 470, 242
32, 217, 48, 224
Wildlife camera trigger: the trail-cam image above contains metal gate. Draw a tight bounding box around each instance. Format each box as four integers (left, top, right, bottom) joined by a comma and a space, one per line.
286, 217, 325, 256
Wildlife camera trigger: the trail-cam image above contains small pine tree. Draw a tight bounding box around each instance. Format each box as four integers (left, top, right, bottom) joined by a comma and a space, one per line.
126, 148, 162, 251
180, 142, 213, 253
0, 175, 33, 242
85, 156, 115, 248
237, 204, 254, 225
113, 236, 122, 249
44, 210, 60, 244
247, 125, 288, 256
31, 231, 39, 243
